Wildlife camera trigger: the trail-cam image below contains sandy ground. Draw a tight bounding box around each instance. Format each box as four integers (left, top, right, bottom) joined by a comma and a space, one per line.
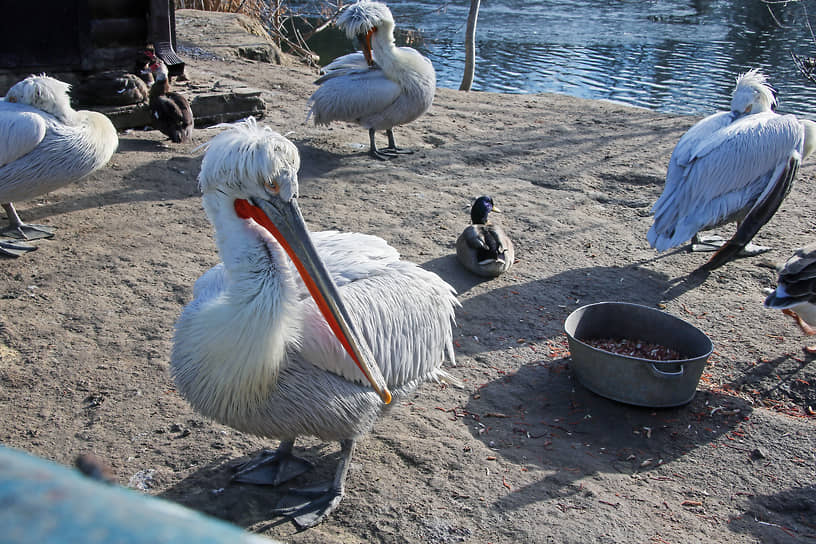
0, 11, 814, 544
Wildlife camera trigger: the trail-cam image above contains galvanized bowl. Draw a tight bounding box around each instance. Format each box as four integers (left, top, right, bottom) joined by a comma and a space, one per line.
564, 301, 713, 408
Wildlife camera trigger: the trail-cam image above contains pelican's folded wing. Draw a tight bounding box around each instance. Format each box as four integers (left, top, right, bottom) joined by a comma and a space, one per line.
649, 112, 802, 251
306, 231, 400, 288
298, 260, 459, 389
307, 65, 401, 126
0, 107, 47, 168
314, 52, 371, 83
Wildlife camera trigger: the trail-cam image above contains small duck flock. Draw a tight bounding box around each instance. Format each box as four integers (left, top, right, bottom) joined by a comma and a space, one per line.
70, 47, 158, 108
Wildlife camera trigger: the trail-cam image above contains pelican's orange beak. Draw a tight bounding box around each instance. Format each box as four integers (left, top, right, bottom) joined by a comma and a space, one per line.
234, 198, 392, 404
362, 27, 376, 67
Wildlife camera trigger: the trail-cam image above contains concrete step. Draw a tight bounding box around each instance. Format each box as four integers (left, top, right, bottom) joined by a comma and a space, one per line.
96, 87, 266, 131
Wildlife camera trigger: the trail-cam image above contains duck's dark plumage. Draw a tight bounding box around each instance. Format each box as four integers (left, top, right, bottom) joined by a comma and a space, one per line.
149, 60, 193, 144
456, 196, 514, 278
72, 72, 150, 107
71, 47, 157, 108
765, 244, 816, 339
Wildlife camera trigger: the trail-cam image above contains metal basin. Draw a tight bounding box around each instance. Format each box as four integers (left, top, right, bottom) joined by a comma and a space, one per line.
564, 302, 713, 408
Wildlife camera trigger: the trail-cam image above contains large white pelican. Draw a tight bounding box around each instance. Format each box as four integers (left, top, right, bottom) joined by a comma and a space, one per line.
307, 0, 436, 160
0, 75, 118, 256
764, 243, 816, 352
647, 69, 816, 272
456, 195, 514, 278
171, 119, 458, 528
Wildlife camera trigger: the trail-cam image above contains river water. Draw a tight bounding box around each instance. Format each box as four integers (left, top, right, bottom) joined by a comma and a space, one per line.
294, 0, 816, 117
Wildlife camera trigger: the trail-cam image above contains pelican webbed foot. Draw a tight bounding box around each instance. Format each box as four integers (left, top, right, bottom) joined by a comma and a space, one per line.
272, 483, 344, 529
691, 234, 770, 256
382, 128, 414, 155
232, 441, 312, 486
368, 129, 414, 160
2, 203, 56, 241
1, 224, 56, 241
271, 439, 356, 529
0, 239, 38, 257
691, 233, 726, 252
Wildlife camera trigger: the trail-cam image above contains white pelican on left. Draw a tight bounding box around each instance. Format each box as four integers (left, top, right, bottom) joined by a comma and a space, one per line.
0, 75, 118, 256
648, 69, 816, 272
171, 119, 458, 528
308, 1, 436, 160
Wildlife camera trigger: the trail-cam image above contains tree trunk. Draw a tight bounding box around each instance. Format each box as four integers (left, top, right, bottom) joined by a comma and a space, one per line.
460, 0, 480, 91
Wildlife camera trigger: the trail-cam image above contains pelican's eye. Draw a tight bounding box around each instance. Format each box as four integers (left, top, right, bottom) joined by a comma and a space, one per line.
264, 179, 280, 194
7, 96, 16, 103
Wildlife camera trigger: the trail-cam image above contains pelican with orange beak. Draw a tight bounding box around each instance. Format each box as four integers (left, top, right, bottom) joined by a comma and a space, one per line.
308, 1, 436, 159
171, 119, 458, 527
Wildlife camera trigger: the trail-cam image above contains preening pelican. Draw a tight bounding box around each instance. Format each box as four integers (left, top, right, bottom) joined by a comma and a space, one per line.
648, 69, 816, 272
0, 75, 118, 256
456, 195, 514, 278
171, 119, 459, 528
149, 60, 193, 144
307, 0, 436, 160
764, 243, 816, 352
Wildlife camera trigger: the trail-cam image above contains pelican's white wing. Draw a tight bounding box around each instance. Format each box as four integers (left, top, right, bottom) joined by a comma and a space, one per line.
658, 111, 734, 205
307, 57, 401, 126
316, 52, 370, 77
0, 104, 47, 168
296, 231, 458, 388
298, 259, 458, 388
649, 112, 804, 251
307, 230, 400, 286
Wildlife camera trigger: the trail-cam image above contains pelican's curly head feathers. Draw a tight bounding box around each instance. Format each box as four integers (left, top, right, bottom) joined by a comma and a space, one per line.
198, 118, 300, 202
731, 68, 777, 115
4, 74, 75, 123
336, 1, 395, 40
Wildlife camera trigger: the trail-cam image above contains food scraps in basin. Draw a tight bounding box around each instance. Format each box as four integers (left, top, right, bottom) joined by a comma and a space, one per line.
582, 338, 686, 361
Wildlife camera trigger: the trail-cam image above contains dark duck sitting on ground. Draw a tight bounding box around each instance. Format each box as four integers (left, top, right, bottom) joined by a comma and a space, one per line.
456, 195, 514, 278
148, 59, 193, 143
71, 48, 157, 107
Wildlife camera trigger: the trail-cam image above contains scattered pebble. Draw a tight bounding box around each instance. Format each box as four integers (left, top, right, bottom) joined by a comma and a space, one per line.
128, 468, 156, 491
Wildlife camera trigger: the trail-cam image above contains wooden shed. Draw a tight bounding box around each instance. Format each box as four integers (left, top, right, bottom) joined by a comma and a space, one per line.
0, 0, 184, 93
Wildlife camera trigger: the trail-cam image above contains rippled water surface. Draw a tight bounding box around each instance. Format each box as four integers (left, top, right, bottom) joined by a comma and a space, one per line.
295, 0, 816, 117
